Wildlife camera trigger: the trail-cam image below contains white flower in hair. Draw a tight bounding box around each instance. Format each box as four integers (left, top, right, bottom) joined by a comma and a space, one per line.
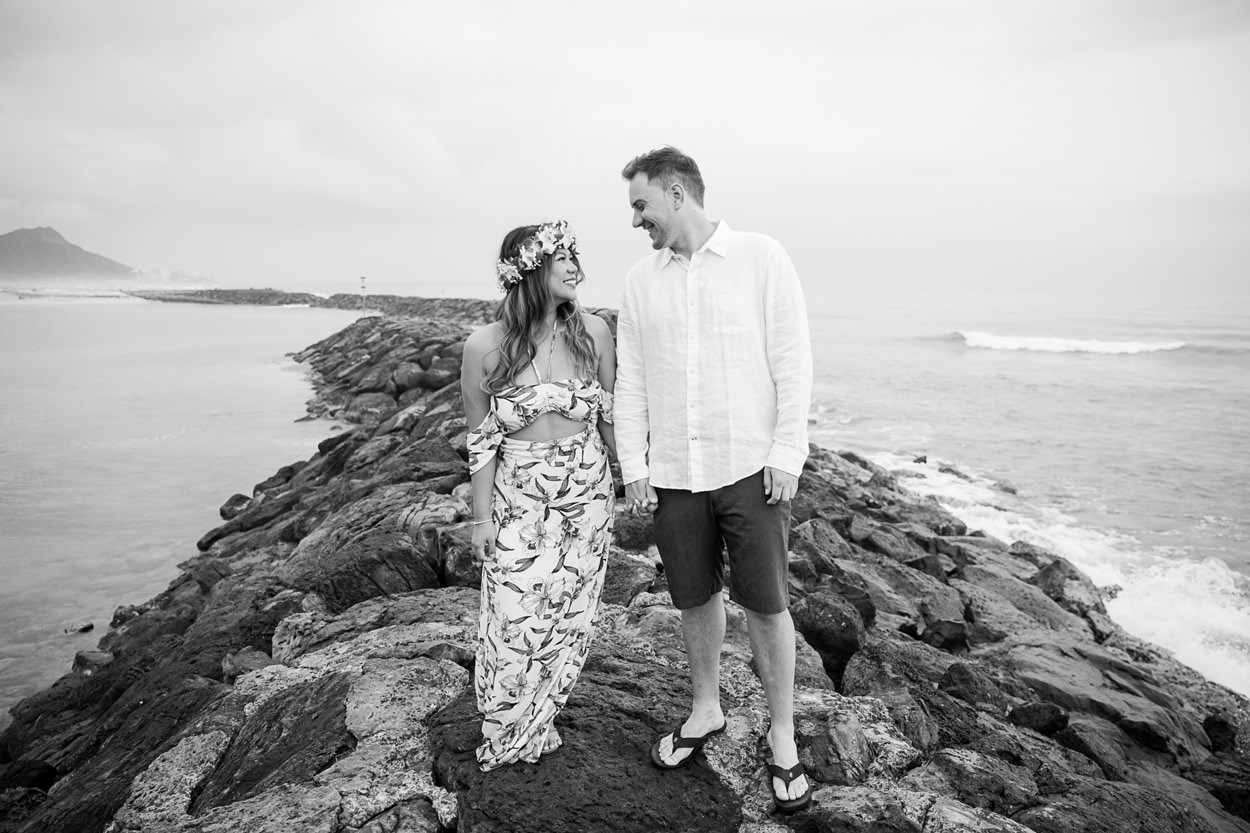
496, 260, 523, 289
494, 220, 579, 292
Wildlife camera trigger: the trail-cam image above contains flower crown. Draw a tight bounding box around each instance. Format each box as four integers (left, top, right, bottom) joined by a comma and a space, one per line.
495, 220, 578, 291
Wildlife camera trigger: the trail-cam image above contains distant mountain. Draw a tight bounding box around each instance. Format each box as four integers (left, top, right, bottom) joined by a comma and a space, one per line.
0, 227, 133, 277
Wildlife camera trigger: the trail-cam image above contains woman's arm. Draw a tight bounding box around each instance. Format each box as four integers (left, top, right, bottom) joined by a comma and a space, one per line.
461, 325, 501, 562
586, 312, 618, 462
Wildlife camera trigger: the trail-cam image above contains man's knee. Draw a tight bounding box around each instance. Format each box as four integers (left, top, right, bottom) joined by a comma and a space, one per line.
743, 607, 794, 632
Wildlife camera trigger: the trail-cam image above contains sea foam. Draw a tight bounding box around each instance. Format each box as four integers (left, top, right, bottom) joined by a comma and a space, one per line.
958, 331, 1187, 354
873, 451, 1250, 698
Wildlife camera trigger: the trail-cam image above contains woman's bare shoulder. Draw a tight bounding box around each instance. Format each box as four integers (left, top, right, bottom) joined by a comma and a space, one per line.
465, 321, 504, 353
580, 311, 611, 337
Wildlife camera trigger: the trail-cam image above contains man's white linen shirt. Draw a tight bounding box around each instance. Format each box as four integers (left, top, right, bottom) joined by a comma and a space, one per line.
615, 221, 813, 493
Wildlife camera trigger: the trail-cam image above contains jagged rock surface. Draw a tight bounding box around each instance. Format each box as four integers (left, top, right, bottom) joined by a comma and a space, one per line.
2, 303, 1248, 833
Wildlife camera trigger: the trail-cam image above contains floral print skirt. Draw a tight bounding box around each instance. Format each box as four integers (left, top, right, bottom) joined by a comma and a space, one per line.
475, 425, 614, 771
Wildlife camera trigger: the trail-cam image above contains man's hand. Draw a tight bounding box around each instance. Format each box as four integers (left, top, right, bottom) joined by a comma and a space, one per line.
763, 467, 798, 505
624, 478, 658, 515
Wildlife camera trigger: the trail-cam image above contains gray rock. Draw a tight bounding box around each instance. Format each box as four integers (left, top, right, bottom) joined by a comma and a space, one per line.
1188, 752, 1250, 822
1054, 716, 1135, 781
1029, 556, 1107, 617
1012, 776, 1250, 833
221, 647, 278, 683
795, 689, 922, 784
800, 784, 927, 832
899, 747, 1039, 816
939, 663, 1009, 713
791, 587, 867, 686
601, 545, 658, 607
1008, 701, 1069, 735
71, 650, 114, 676
219, 492, 252, 520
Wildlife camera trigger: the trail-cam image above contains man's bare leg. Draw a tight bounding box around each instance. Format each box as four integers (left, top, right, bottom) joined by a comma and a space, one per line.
746, 607, 809, 801
654, 593, 727, 765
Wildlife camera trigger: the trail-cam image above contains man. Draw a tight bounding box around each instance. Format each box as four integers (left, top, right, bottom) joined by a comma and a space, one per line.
614, 146, 814, 812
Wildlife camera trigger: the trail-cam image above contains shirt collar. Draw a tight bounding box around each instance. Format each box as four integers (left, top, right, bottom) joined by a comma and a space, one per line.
660, 220, 731, 267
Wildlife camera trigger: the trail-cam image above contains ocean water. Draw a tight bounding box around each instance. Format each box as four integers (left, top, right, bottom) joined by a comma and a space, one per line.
0, 296, 362, 722
0, 284, 1246, 730
805, 285, 1250, 697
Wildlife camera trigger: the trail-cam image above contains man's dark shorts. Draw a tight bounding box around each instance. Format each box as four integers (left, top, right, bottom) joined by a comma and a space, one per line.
652, 469, 791, 615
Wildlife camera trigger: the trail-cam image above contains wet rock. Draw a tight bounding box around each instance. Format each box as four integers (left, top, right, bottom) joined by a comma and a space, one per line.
795, 689, 922, 785
960, 565, 1089, 634
918, 585, 969, 652
900, 747, 1039, 816
983, 631, 1211, 765
1008, 701, 1069, 736
952, 578, 1033, 646
72, 650, 114, 676
791, 587, 867, 686
431, 650, 746, 833
1188, 753, 1250, 822
221, 647, 278, 683
800, 784, 928, 832
1012, 776, 1250, 833
1206, 713, 1239, 755
189, 672, 356, 812
939, 662, 1009, 713
1029, 555, 1107, 617
0, 786, 46, 831
1054, 716, 1135, 781
276, 485, 447, 614
345, 391, 398, 426
968, 724, 1103, 792
600, 546, 658, 607
0, 758, 57, 791
219, 492, 252, 519
611, 510, 656, 551
842, 640, 949, 754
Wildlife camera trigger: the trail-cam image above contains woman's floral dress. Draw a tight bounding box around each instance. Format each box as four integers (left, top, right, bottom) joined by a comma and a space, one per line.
466, 374, 614, 771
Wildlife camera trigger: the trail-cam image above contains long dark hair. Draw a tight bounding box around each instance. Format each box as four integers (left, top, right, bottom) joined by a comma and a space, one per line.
483, 224, 599, 393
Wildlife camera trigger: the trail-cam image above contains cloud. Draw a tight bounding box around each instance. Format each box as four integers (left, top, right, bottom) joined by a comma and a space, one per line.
0, 0, 1246, 292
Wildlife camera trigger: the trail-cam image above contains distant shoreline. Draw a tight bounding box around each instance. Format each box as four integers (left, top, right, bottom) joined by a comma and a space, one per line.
122, 286, 501, 323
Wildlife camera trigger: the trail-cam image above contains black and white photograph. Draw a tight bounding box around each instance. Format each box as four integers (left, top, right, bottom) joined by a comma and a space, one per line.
1, 2, 1247, 831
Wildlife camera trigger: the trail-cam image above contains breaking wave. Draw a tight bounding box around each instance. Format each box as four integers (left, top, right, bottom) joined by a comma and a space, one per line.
957, 331, 1187, 354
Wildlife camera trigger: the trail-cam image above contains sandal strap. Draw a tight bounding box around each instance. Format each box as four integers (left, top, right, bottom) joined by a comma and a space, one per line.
767, 761, 807, 785
668, 722, 725, 751
669, 728, 699, 751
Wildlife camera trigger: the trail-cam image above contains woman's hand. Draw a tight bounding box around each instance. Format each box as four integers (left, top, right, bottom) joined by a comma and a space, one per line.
471, 520, 496, 563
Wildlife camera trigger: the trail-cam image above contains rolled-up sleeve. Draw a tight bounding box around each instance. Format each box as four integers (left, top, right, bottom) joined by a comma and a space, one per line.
614, 277, 650, 483
762, 242, 812, 478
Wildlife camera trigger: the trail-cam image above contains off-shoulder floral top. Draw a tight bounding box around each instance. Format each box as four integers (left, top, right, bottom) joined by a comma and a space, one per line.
467, 374, 614, 474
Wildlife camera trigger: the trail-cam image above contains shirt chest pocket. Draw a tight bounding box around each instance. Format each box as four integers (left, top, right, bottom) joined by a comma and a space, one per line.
711, 289, 755, 334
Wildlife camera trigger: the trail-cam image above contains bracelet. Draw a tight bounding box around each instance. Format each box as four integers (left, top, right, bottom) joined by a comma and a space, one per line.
471, 519, 492, 526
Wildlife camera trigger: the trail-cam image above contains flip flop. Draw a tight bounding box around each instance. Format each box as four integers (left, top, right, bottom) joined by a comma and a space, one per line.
649, 721, 727, 769
767, 760, 813, 813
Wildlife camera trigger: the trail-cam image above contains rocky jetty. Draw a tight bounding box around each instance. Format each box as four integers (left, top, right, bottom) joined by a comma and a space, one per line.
2, 304, 1248, 833
124, 287, 500, 323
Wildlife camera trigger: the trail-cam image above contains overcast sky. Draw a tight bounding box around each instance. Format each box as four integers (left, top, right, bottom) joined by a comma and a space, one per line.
2, 0, 1248, 305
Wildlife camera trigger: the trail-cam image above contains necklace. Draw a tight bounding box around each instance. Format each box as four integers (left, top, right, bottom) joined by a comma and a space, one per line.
543, 323, 560, 381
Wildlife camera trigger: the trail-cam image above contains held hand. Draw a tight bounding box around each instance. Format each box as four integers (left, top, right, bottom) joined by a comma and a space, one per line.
471, 521, 496, 563
762, 467, 798, 505
624, 478, 658, 516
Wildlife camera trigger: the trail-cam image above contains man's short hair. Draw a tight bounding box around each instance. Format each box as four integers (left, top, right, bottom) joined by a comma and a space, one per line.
621, 146, 706, 206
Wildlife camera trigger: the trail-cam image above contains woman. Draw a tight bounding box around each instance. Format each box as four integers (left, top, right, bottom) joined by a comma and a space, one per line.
460, 220, 617, 771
